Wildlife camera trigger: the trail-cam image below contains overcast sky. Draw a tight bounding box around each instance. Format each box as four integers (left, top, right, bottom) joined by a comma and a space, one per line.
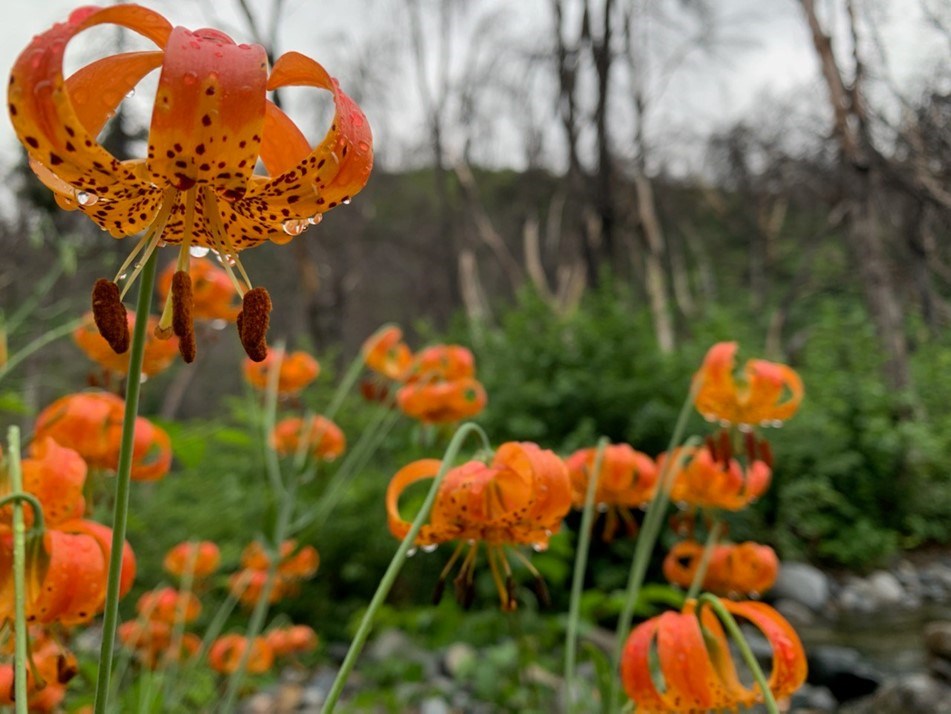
0, 0, 946, 174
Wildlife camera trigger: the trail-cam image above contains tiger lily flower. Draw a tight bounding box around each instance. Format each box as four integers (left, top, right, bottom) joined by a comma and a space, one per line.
265, 624, 318, 658
1, 437, 87, 529
664, 445, 771, 512
9, 4, 372, 363
663, 540, 779, 596
565, 443, 657, 541
243, 349, 320, 396
136, 587, 201, 625
694, 342, 803, 428
73, 310, 179, 378
362, 325, 413, 382
621, 598, 807, 712
386, 442, 571, 611
270, 415, 346, 461
209, 634, 274, 675
163, 540, 221, 579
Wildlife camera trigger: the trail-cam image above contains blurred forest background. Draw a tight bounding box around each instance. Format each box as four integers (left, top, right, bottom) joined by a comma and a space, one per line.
1, 0, 950, 580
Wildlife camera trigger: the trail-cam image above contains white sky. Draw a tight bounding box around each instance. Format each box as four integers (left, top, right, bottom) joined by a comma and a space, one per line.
0, 0, 946, 174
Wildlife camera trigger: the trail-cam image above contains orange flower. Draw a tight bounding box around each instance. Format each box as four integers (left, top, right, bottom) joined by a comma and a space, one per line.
0, 437, 86, 529
694, 342, 803, 428
406, 345, 476, 383
0, 631, 77, 711
265, 624, 318, 658
10, 5, 372, 363
163, 540, 221, 579
118, 620, 200, 669
665, 446, 771, 511
362, 325, 413, 381
209, 634, 273, 675
157, 257, 239, 322
33, 392, 172, 481
386, 442, 571, 610
663, 540, 779, 596
0, 519, 133, 626
231, 540, 318, 606
396, 378, 487, 424
243, 349, 320, 396
621, 598, 806, 711
136, 587, 201, 624
73, 311, 179, 377
565, 443, 657, 541
270, 415, 345, 461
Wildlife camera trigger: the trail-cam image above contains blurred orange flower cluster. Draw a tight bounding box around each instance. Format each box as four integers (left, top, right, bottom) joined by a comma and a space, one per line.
74, 311, 179, 379
230, 540, 319, 607
362, 326, 487, 424
663, 540, 779, 596
271, 415, 346, 462
387, 442, 570, 610
0, 627, 78, 712
243, 349, 320, 397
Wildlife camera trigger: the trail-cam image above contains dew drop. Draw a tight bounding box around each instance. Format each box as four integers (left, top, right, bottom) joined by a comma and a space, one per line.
125, 87, 136, 98
532, 543, 547, 552
307, 213, 323, 226
210, 319, 227, 331
282, 219, 308, 236
183, 72, 198, 86
357, 140, 370, 154
422, 544, 438, 553
189, 245, 210, 258
342, 198, 352, 205
596, 503, 609, 513
157, 240, 168, 248
117, 272, 128, 280
75, 190, 98, 206
769, 419, 784, 428
406, 547, 418, 558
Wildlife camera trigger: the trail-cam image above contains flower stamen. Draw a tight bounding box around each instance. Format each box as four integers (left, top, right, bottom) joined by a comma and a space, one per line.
91, 279, 130, 354
237, 287, 272, 362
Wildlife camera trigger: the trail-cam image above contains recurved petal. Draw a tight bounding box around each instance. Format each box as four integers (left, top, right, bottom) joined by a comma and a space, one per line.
385, 458, 446, 544
8, 5, 169, 210
147, 26, 267, 195
235, 51, 372, 233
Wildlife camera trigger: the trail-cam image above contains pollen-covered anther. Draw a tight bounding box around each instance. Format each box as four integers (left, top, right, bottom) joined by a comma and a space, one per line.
91, 279, 130, 354
237, 287, 272, 362
171, 270, 196, 363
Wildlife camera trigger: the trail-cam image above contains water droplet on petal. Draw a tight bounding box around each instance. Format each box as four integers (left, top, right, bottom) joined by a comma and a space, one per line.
117, 272, 128, 280
125, 87, 136, 98
342, 198, 352, 206
357, 140, 370, 154
406, 547, 418, 558
183, 72, 198, 86
308, 213, 323, 226
157, 240, 168, 248
282, 219, 308, 236
75, 190, 98, 206
532, 543, 547, 552
189, 245, 210, 258
210, 319, 227, 331
422, 544, 438, 553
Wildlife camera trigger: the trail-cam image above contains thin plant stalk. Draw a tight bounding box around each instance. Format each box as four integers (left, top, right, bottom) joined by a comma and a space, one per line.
93, 250, 159, 714
7, 426, 28, 714
321, 422, 492, 714
220, 344, 293, 711
684, 519, 724, 602
697, 593, 779, 714
0, 317, 84, 385
608, 383, 699, 713
564, 436, 608, 711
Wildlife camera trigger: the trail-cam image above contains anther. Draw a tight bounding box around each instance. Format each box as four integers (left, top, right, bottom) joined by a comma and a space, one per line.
504, 574, 518, 612
91, 279, 129, 354
57, 654, 78, 684
432, 576, 447, 605
531, 575, 551, 608
171, 270, 196, 363
237, 286, 272, 362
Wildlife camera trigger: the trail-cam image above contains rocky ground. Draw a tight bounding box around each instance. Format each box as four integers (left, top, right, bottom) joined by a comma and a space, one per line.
242, 552, 951, 713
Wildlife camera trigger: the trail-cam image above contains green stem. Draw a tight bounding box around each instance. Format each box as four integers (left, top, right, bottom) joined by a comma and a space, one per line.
684, 519, 724, 602
0, 492, 44, 534
8, 427, 28, 714
608, 383, 699, 714
93, 249, 159, 714
0, 317, 84, 385
697, 593, 779, 714
564, 437, 608, 712
323, 351, 367, 423
321, 422, 492, 714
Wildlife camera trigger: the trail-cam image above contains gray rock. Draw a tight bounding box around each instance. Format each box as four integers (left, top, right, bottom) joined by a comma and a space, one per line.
838, 580, 877, 613
774, 597, 817, 627
808, 645, 882, 702
443, 642, 477, 678
840, 674, 951, 714
931, 655, 951, 684
772, 562, 831, 612
420, 695, 451, 714
367, 628, 416, 661
925, 621, 951, 661
867, 570, 904, 606
791, 683, 838, 712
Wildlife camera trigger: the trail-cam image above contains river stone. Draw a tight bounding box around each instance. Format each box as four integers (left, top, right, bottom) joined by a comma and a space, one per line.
774, 597, 817, 627
444, 642, 478, 678
772, 562, 831, 612
791, 683, 838, 712
420, 695, 451, 714
808, 645, 882, 702
368, 628, 417, 661
925, 621, 951, 661
839, 674, 951, 714
867, 570, 904, 606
